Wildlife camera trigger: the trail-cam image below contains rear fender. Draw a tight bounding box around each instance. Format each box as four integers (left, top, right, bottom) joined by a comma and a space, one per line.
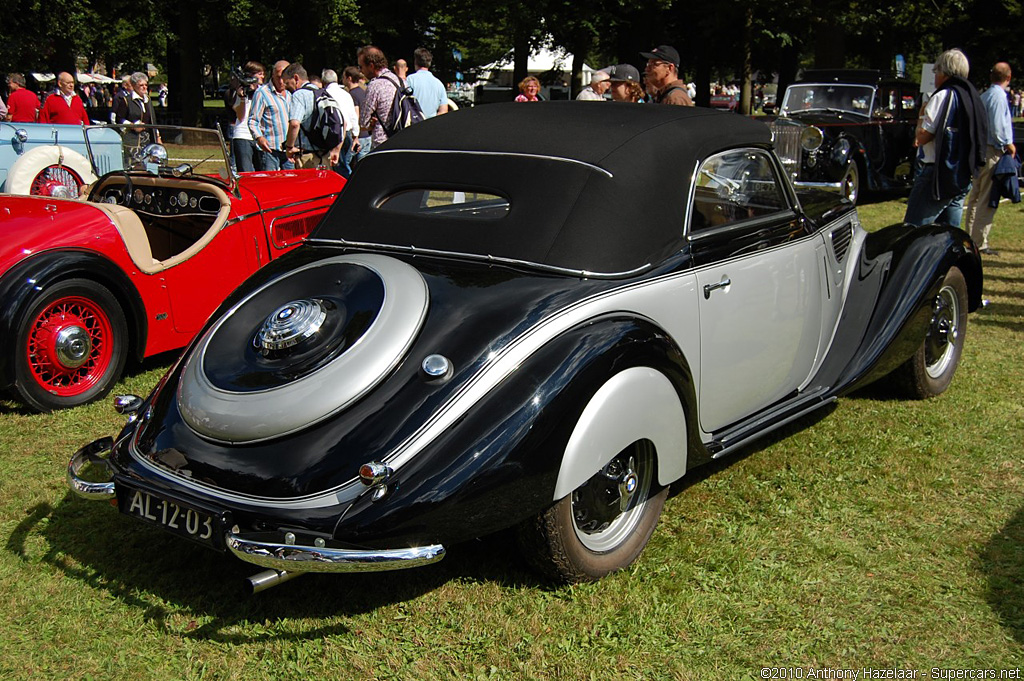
334, 314, 702, 548
554, 366, 686, 500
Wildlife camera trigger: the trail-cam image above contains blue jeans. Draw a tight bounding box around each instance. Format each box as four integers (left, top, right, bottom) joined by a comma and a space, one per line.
351, 135, 371, 165
260, 149, 294, 171
231, 138, 261, 172
904, 164, 970, 227
333, 133, 353, 179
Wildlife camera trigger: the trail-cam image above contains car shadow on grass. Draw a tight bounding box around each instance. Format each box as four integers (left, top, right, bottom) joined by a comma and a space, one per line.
980, 504, 1024, 644
6, 493, 550, 641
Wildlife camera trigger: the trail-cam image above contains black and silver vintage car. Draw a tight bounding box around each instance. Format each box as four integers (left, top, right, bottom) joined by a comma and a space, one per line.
769, 70, 922, 204
68, 103, 980, 592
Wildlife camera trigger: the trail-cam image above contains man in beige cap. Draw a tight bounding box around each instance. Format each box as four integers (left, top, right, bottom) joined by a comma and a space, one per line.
576, 69, 610, 101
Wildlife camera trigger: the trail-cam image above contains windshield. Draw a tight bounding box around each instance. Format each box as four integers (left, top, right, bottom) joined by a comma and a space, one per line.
83, 125, 232, 187
781, 84, 875, 116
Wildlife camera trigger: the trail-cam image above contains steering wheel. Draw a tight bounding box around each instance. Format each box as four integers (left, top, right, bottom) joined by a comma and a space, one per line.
120, 172, 134, 207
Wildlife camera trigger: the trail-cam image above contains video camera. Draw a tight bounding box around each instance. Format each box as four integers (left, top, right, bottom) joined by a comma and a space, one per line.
229, 66, 261, 101
232, 65, 260, 86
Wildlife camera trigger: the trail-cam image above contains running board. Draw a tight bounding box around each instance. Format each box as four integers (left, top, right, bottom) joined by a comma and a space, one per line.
706, 389, 836, 460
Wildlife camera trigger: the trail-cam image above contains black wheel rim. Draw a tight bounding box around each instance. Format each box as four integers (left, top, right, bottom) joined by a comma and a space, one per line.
925, 284, 959, 379
571, 443, 654, 552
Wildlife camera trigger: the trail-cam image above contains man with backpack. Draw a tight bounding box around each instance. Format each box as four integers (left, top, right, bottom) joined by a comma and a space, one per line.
281, 62, 344, 169
357, 45, 425, 148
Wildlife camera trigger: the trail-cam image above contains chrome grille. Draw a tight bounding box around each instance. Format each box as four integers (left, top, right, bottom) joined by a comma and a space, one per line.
769, 119, 803, 178
830, 223, 854, 263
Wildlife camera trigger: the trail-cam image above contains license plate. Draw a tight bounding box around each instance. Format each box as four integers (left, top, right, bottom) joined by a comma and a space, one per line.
118, 483, 223, 550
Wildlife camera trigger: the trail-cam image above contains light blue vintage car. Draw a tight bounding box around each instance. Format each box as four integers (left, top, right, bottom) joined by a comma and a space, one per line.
0, 122, 123, 196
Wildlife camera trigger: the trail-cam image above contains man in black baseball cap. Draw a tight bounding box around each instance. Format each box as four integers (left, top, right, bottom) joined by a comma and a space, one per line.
640, 44, 693, 106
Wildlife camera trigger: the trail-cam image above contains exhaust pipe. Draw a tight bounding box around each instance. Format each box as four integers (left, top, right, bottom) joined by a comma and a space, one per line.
246, 569, 302, 594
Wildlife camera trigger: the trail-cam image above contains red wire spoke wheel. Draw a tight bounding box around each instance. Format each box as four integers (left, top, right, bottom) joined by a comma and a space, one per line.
26, 295, 113, 395
29, 165, 85, 198
14, 279, 128, 412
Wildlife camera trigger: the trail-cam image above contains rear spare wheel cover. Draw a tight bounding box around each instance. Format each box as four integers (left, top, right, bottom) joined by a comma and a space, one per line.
177, 253, 428, 443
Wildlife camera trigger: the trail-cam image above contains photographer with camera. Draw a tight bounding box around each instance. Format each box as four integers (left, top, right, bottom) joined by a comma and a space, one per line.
229, 61, 265, 172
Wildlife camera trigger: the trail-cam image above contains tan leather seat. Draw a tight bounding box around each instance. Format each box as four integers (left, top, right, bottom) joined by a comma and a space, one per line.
90, 202, 164, 274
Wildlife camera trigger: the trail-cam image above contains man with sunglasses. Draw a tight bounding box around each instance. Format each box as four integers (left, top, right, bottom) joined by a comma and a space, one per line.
641, 45, 693, 106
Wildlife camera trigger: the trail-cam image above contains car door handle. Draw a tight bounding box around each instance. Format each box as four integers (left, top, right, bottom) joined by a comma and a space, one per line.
703, 277, 731, 299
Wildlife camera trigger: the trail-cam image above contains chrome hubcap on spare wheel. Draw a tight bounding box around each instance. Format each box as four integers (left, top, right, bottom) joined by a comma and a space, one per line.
255, 299, 327, 354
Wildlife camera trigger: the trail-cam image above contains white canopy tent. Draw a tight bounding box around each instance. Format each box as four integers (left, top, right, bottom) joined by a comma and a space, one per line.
481, 47, 597, 77
77, 72, 118, 84
478, 46, 599, 89
30, 72, 118, 84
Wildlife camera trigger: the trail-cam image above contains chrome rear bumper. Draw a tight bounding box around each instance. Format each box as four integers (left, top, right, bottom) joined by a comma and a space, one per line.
225, 531, 446, 573
67, 437, 116, 500
68, 437, 446, 575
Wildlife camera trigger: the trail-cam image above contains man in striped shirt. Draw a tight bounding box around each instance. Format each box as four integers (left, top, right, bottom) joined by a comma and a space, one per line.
249, 60, 293, 170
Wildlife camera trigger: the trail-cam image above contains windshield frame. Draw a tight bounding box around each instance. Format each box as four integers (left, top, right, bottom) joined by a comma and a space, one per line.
83, 125, 234, 191
780, 83, 876, 118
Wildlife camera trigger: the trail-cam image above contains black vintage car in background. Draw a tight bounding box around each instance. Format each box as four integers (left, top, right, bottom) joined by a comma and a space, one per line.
769, 70, 921, 204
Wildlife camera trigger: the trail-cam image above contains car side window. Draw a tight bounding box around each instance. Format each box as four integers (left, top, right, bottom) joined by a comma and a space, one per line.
690, 149, 788, 232
876, 87, 899, 118
376, 189, 509, 219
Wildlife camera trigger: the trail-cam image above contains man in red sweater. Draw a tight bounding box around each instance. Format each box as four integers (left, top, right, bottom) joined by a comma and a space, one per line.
39, 72, 90, 125
5, 73, 40, 122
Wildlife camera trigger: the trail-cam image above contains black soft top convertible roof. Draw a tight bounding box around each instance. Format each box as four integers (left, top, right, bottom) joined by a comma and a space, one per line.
314, 101, 772, 274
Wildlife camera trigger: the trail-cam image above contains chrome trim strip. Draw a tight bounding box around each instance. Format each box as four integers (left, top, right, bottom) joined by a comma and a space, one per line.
380, 274, 696, 474
67, 438, 116, 500
304, 238, 653, 280
226, 192, 341, 226
371, 148, 614, 178
793, 180, 844, 193
226, 532, 445, 573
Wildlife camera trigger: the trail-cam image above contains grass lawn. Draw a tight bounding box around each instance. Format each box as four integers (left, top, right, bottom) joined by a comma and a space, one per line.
0, 194, 1022, 679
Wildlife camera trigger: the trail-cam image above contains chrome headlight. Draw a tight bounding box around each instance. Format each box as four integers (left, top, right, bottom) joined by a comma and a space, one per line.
800, 126, 824, 152
141, 143, 168, 166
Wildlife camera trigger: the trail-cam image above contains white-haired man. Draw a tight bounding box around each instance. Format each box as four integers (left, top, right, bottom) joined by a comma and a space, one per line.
904, 48, 988, 227
576, 70, 610, 101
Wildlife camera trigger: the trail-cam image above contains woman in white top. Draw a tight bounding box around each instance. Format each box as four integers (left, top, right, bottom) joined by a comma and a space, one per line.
230, 61, 265, 172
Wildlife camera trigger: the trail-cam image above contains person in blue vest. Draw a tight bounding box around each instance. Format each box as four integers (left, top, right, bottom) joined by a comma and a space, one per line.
904, 49, 988, 227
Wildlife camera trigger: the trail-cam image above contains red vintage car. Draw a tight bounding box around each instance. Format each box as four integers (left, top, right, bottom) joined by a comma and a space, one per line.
0, 125, 345, 411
